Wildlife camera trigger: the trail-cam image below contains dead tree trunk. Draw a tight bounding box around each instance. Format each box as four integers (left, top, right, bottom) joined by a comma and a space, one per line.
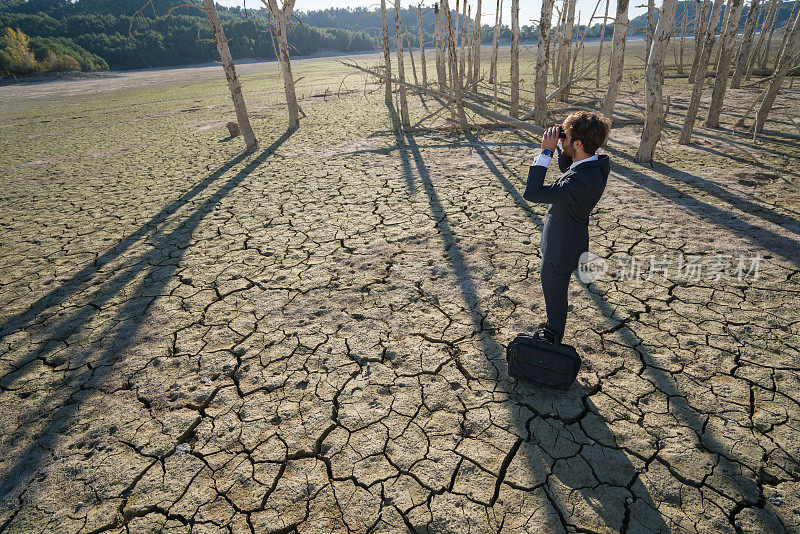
645, 0, 655, 64
595, 0, 610, 88
460, 0, 468, 87
754, 10, 800, 132
490, 0, 502, 84
443, 0, 469, 124
435, 4, 447, 90
602, 0, 629, 120
202, 0, 257, 150
418, 4, 428, 87
510, 0, 520, 117
471, 0, 482, 91
731, 0, 761, 87
636, 0, 679, 162
466, 5, 474, 88
407, 30, 419, 86
758, 0, 780, 67
679, 0, 726, 143
395, 0, 410, 126
558, 0, 576, 101
713, 0, 732, 68
705, 0, 745, 128
264, 0, 299, 129
534, 0, 556, 125
773, 0, 800, 68
689, 0, 712, 82
752, 0, 778, 71
679, 1, 689, 74
381, 0, 393, 103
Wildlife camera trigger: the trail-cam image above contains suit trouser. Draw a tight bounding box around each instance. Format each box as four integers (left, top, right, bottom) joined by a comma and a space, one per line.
540, 260, 577, 343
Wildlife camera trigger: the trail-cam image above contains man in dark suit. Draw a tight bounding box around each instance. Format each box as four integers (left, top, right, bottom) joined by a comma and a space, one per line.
523, 111, 611, 345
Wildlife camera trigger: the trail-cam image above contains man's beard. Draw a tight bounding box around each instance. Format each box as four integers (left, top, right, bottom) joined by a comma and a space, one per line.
562, 141, 575, 158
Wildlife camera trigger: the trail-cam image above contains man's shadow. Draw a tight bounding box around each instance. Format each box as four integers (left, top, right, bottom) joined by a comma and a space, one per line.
394, 127, 669, 532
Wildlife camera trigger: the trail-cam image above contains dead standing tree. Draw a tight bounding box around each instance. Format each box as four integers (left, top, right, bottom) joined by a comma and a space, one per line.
489, 0, 502, 84
679, 0, 725, 143
602, 0, 629, 121
704, 0, 746, 128
595, 0, 610, 88
754, 9, 800, 132
202, 0, 258, 149
435, 4, 447, 90
417, 4, 428, 87
731, 0, 761, 88
131, 0, 258, 149
471, 0, 482, 91
381, 0, 393, 104
534, 0, 556, 125
443, 0, 469, 124
510, 0, 520, 117
635, 0, 678, 163
689, 0, 711, 82
749, 0, 778, 77
262, 0, 300, 129
645, 0, 655, 64
558, 0, 576, 101
394, 0, 411, 126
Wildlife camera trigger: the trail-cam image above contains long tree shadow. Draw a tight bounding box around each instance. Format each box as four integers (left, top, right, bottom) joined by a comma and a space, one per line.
0, 129, 294, 504
606, 154, 800, 269
398, 133, 668, 532
575, 273, 793, 531
0, 149, 254, 347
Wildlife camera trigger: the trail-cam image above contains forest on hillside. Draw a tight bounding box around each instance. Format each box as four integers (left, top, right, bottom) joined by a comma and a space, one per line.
1, 0, 796, 75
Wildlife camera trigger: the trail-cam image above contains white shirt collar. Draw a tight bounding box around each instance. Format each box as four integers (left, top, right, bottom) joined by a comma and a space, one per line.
569, 154, 598, 170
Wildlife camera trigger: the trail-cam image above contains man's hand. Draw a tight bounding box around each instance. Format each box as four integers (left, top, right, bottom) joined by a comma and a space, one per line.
541, 124, 560, 152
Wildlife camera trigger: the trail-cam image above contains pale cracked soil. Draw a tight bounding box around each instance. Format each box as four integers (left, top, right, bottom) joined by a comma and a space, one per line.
0, 50, 799, 533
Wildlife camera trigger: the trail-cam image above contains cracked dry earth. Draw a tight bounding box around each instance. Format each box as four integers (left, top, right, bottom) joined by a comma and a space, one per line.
1, 56, 800, 533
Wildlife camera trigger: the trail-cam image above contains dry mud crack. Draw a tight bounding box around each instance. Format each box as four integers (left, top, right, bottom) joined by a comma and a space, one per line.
0, 58, 799, 533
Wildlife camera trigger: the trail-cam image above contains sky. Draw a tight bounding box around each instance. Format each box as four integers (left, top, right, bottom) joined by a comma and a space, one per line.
218, 0, 649, 28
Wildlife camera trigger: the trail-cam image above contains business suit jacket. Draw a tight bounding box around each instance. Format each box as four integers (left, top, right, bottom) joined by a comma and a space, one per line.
523, 148, 610, 267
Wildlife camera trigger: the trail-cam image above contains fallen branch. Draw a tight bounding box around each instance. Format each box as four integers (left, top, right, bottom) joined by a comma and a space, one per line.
342, 61, 545, 137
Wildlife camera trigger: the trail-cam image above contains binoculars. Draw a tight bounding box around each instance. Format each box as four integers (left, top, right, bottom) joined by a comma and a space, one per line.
557, 126, 567, 139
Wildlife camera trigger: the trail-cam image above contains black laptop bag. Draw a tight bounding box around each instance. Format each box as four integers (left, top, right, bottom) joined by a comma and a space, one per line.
506, 333, 582, 390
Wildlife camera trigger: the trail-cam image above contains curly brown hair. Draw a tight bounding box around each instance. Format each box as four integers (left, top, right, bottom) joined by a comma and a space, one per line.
562, 111, 611, 155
